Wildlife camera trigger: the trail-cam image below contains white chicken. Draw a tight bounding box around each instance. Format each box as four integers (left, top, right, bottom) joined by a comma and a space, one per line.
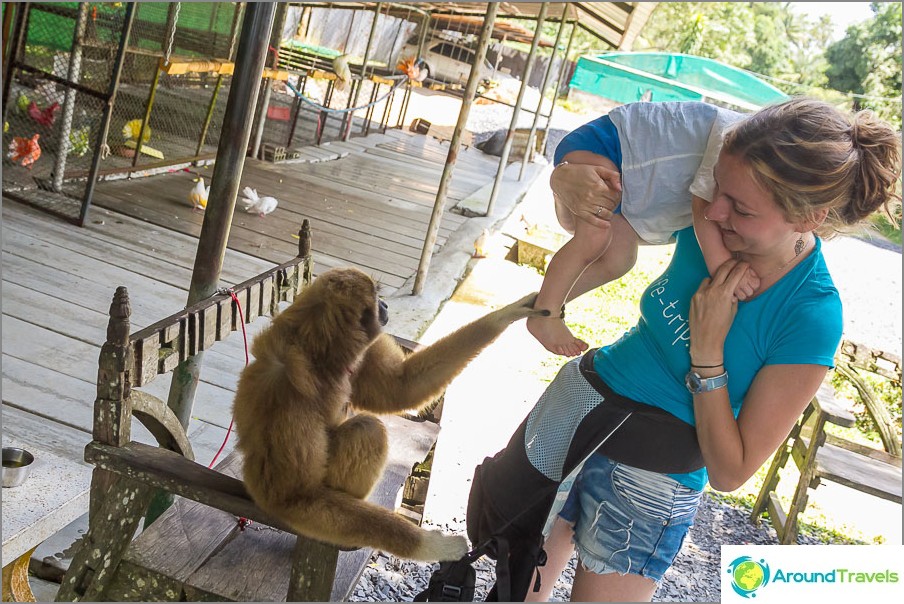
240, 186, 279, 217
189, 177, 209, 211
332, 54, 353, 91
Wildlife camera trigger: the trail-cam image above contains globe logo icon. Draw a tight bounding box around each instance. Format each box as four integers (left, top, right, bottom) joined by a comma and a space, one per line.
726, 556, 770, 598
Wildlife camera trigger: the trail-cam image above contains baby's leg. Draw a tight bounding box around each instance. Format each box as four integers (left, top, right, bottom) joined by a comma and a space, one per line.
567, 214, 640, 302
528, 220, 612, 356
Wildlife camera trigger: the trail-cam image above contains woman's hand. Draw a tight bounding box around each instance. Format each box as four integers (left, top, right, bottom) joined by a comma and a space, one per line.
689, 258, 752, 364
550, 152, 622, 232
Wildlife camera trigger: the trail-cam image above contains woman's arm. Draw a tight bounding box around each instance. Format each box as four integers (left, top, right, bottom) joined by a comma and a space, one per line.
692, 195, 760, 300
551, 152, 622, 234
686, 258, 828, 491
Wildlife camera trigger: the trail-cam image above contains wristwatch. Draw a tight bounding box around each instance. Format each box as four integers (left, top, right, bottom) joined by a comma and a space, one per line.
685, 370, 728, 394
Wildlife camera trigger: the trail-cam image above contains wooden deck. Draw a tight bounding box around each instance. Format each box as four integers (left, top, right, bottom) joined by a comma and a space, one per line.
1, 127, 503, 471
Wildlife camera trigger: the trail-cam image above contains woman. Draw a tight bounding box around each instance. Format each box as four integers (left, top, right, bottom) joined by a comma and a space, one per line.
524, 98, 900, 602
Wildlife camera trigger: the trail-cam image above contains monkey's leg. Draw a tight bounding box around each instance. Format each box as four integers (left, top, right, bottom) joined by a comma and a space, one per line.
324, 414, 388, 499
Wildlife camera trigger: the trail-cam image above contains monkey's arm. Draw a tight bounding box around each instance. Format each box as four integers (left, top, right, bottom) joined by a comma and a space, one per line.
350, 293, 543, 414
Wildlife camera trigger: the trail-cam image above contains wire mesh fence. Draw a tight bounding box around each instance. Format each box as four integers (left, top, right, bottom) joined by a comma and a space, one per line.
2, 2, 241, 224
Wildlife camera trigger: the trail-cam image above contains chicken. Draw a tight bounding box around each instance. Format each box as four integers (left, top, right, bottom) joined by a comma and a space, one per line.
332, 54, 352, 91
473, 228, 490, 258
189, 177, 209, 211
397, 56, 429, 83
240, 186, 278, 217
122, 118, 151, 143
8, 134, 42, 169
28, 101, 60, 127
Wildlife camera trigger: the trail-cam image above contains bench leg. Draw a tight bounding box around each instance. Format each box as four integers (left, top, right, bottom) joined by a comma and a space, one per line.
56, 471, 155, 602
751, 432, 796, 524
287, 536, 338, 602
2, 546, 37, 602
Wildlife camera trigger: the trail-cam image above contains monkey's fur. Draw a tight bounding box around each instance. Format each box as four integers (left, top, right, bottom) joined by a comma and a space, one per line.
233, 267, 543, 561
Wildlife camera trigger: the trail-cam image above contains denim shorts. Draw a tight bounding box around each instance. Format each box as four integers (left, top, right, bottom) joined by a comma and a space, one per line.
558, 452, 701, 582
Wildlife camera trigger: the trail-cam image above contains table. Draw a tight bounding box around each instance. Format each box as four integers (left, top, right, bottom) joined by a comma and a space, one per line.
2, 439, 91, 602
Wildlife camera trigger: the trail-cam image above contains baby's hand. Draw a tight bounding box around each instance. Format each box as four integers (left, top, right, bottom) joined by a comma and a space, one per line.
733, 268, 760, 301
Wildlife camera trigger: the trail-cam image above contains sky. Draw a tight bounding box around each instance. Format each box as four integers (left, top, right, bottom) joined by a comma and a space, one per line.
787, 2, 877, 40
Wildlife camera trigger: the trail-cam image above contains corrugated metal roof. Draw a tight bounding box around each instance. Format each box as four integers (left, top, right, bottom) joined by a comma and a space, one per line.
300, 3, 657, 50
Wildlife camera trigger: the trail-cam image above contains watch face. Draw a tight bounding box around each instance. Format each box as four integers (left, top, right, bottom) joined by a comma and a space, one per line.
685, 371, 702, 393
685, 370, 727, 393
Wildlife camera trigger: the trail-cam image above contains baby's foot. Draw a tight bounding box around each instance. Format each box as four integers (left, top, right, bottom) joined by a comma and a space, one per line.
527, 315, 588, 357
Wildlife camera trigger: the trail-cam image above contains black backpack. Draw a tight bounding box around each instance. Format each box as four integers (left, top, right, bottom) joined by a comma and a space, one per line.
415, 350, 704, 602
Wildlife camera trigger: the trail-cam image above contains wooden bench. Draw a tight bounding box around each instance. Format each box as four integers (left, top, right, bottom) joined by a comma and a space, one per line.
56, 221, 441, 601
751, 340, 902, 544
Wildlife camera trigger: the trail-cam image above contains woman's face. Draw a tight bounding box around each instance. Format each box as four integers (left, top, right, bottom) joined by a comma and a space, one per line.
706, 151, 797, 258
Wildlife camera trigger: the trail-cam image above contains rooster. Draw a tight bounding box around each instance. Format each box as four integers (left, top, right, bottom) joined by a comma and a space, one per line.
397, 56, 429, 83
332, 54, 352, 91
240, 186, 278, 217
28, 101, 60, 127
8, 134, 42, 169
189, 177, 209, 211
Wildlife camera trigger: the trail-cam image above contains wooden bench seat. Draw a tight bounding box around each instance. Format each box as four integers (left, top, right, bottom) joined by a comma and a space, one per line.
56, 221, 442, 601
96, 414, 438, 601
751, 340, 902, 544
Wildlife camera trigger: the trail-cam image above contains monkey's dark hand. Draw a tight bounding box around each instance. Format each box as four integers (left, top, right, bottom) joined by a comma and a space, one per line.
488, 292, 546, 325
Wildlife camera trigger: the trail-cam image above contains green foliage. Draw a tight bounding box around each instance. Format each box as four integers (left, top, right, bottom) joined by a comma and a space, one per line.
830, 370, 903, 445
633, 1, 901, 126
825, 2, 902, 129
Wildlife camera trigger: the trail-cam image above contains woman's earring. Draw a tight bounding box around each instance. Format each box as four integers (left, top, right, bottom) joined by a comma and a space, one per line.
794, 234, 805, 256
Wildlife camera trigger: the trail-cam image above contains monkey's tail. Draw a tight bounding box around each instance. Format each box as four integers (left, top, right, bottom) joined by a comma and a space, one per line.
263, 486, 468, 562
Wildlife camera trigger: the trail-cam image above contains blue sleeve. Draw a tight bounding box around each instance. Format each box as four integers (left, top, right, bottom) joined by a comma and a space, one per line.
553, 114, 622, 169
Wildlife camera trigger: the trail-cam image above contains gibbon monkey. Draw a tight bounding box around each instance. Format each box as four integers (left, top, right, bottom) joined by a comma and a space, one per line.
233, 267, 544, 561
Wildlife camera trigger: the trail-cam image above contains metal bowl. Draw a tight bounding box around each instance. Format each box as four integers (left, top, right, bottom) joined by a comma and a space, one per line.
2, 447, 35, 488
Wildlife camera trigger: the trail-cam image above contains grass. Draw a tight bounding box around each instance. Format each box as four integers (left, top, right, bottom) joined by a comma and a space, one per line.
523, 242, 894, 544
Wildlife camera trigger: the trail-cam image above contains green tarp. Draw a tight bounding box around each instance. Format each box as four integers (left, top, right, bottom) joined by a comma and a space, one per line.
570, 51, 789, 112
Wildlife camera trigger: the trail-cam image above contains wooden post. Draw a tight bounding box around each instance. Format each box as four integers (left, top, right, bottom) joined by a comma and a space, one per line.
342, 2, 383, 141
150, 2, 276, 527
519, 9, 567, 180
412, 2, 497, 295
485, 2, 549, 217
542, 17, 577, 158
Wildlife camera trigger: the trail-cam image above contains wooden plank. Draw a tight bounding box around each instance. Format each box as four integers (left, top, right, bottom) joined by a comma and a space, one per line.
815, 443, 902, 502
91, 183, 409, 289
0, 405, 93, 466
2, 198, 271, 286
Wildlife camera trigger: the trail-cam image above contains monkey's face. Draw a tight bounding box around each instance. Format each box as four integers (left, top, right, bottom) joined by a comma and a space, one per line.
311, 268, 387, 343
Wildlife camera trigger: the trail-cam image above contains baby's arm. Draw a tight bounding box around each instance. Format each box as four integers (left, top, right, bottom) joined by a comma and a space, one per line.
692, 195, 759, 300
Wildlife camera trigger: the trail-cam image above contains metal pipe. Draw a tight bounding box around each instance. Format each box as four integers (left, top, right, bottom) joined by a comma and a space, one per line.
347, 2, 381, 139
397, 11, 429, 129
542, 16, 577, 158
79, 3, 136, 226
164, 1, 277, 431
485, 2, 548, 217
519, 10, 567, 180
130, 65, 161, 174
2, 2, 28, 119
250, 2, 287, 158
51, 2, 88, 192
412, 2, 497, 296
195, 74, 225, 159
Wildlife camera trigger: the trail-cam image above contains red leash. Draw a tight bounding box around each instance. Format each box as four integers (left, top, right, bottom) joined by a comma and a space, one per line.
208, 288, 252, 530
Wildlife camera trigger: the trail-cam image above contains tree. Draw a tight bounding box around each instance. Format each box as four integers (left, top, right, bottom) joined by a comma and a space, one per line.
825, 2, 902, 128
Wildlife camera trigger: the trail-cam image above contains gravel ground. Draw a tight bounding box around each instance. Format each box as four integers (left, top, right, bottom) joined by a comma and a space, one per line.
348, 92, 902, 602
349, 493, 830, 603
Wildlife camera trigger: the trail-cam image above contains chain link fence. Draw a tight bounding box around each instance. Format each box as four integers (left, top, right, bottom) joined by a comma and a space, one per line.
3, 2, 241, 224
